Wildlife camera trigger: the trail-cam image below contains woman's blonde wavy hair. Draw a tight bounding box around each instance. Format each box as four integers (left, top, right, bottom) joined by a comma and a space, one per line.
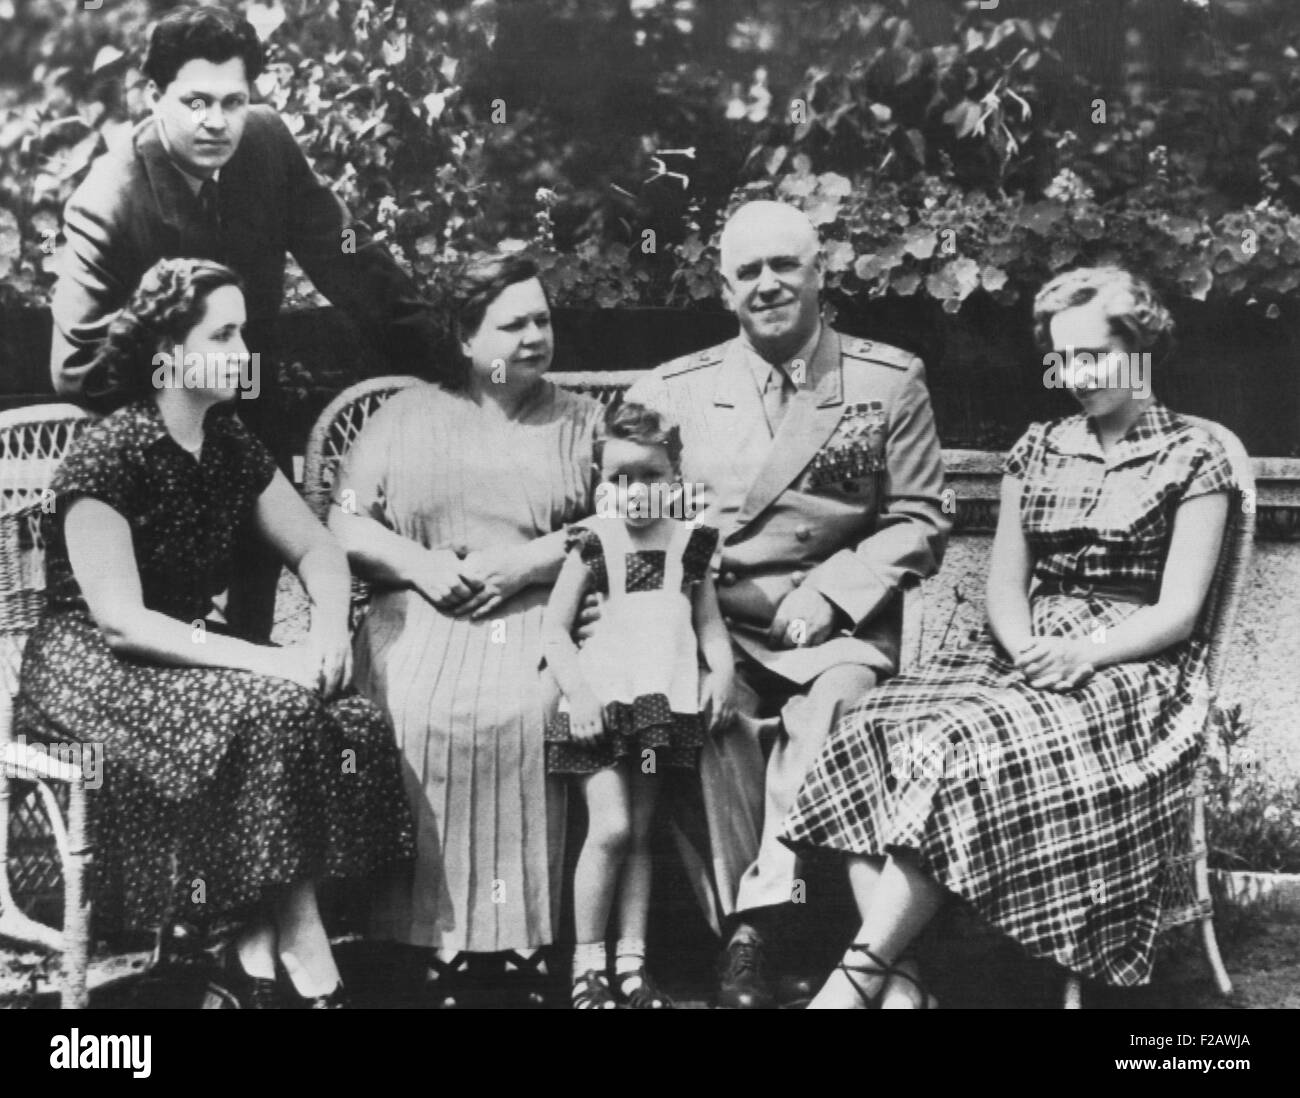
1032, 266, 1174, 355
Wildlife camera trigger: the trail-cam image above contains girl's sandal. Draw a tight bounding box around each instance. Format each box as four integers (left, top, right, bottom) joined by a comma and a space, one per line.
615, 967, 675, 1009
571, 970, 617, 1009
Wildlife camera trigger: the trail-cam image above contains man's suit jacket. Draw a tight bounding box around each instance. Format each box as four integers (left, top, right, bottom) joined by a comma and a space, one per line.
628, 326, 951, 683
50, 106, 439, 406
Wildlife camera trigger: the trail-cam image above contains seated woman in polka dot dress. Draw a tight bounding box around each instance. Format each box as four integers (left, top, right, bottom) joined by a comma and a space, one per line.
542, 401, 736, 1008
16, 258, 415, 1008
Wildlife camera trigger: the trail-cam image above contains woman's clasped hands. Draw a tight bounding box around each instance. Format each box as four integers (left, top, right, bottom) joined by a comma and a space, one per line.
410, 545, 534, 619
1014, 635, 1097, 692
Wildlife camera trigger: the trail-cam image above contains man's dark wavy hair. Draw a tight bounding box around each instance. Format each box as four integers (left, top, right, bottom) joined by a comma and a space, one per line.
142, 5, 265, 90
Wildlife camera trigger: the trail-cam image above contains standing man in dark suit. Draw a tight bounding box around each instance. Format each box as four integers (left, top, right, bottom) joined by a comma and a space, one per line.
628, 201, 950, 1007
50, 5, 441, 638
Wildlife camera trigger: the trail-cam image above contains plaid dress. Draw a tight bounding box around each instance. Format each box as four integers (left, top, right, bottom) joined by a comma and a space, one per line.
779, 403, 1236, 985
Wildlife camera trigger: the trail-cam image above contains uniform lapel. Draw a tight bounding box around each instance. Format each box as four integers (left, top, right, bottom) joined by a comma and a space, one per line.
702, 341, 771, 541
733, 327, 845, 530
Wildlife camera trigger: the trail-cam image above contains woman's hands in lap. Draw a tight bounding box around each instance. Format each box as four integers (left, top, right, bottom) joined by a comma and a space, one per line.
247, 632, 353, 698
452, 546, 535, 619
1014, 636, 1096, 692
305, 624, 353, 698
410, 549, 484, 613
251, 646, 325, 695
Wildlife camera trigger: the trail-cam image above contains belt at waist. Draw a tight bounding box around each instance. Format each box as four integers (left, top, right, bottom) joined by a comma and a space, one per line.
1032, 576, 1158, 605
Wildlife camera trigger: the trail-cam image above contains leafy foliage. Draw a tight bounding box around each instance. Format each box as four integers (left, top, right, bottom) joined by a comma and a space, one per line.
1205, 703, 1300, 874
2, 0, 1300, 322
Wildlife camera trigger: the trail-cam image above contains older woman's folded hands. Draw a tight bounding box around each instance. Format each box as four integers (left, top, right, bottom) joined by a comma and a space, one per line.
409, 548, 483, 612
454, 545, 537, 619
1014, 636, 1096, 692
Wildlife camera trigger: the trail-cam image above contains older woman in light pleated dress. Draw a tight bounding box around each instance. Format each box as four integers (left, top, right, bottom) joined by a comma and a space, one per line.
329, 253, 601, 982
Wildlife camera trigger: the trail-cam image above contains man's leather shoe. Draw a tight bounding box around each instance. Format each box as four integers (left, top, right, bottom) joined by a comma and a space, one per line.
716, 936, 776, 1009
775, 970, 818, 1007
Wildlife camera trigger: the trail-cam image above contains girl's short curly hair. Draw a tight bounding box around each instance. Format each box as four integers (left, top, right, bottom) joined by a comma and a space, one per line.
88, 257, 244, 409
595, 399, 683, 473
1032, 266, 1174, 353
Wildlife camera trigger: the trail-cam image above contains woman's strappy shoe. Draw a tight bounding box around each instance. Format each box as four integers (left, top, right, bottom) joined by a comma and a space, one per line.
832, 943, 934, 1010
880, 955, 938, 1010
502, 949, 552, 1007
571, 969, 617, 1009
275, 957, 352, 1009
426, 951, 470, 1007
204, 945, 280, 1009
615, 967, 675, 1009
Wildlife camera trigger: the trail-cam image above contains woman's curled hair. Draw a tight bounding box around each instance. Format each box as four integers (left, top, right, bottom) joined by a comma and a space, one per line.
88, 257, 243, 409
1032, 266, 1174, 355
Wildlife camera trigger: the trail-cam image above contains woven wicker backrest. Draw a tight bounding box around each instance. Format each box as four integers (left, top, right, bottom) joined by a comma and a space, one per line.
1180, 415, 1256, 700
300, 373, 649, 630
0, 405, 95, 634
301, 371, 651, 523
301, 376, 426, 522
0, 404, 95, 736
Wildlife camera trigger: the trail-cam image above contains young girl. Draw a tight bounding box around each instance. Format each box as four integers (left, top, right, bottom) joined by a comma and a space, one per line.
543, 401, 736, 1009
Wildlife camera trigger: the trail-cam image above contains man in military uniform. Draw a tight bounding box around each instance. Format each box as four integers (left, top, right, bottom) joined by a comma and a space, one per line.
627, 200, 950, 1008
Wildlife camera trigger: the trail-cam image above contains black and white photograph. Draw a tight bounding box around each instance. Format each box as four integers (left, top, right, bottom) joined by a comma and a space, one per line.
0, 0, 1295, 1073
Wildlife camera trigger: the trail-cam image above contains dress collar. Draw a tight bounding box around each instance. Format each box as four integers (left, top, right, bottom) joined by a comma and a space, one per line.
126, 398, 237, 452
1050, 401, 1178, 466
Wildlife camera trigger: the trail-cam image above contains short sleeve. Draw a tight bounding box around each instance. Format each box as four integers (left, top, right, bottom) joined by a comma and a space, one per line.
220, 414, 278, 495
565, 524, 608, 594
49, 421, 139, 515
1003, 422, 1045, 480
1182, 433, 1237, 502
681, 523, 720, 585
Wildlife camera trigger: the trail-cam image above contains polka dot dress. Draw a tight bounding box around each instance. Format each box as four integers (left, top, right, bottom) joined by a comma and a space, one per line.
15, 400, 415, 935
544, 518, 719, 774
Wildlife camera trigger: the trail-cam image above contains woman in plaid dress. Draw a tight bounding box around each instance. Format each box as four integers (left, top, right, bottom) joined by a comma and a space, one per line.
779, 267, 1237, 1007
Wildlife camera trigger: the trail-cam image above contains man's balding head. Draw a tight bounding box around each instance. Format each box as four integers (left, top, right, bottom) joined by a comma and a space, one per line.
719, 201, 821, 269
718, 201, 824, 364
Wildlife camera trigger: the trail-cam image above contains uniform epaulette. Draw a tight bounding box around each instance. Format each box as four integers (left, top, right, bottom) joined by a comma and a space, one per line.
842, 337, 917, 371
661, 344, 725, 377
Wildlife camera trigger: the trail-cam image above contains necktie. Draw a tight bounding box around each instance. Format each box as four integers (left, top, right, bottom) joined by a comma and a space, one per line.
198, 178, 221, 235
762, 364, 791, 435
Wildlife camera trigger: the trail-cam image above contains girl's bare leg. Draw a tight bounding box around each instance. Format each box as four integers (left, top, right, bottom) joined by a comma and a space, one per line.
613, 765, 661, 992
572, 766, 632, 959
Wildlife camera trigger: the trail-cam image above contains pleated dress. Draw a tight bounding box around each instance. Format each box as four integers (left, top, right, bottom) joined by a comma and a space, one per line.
779, 403, 1237, 985
337, 380, 601, 953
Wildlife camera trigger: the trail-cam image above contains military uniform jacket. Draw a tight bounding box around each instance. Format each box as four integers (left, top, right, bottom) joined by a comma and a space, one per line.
628, 326, 951, 683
